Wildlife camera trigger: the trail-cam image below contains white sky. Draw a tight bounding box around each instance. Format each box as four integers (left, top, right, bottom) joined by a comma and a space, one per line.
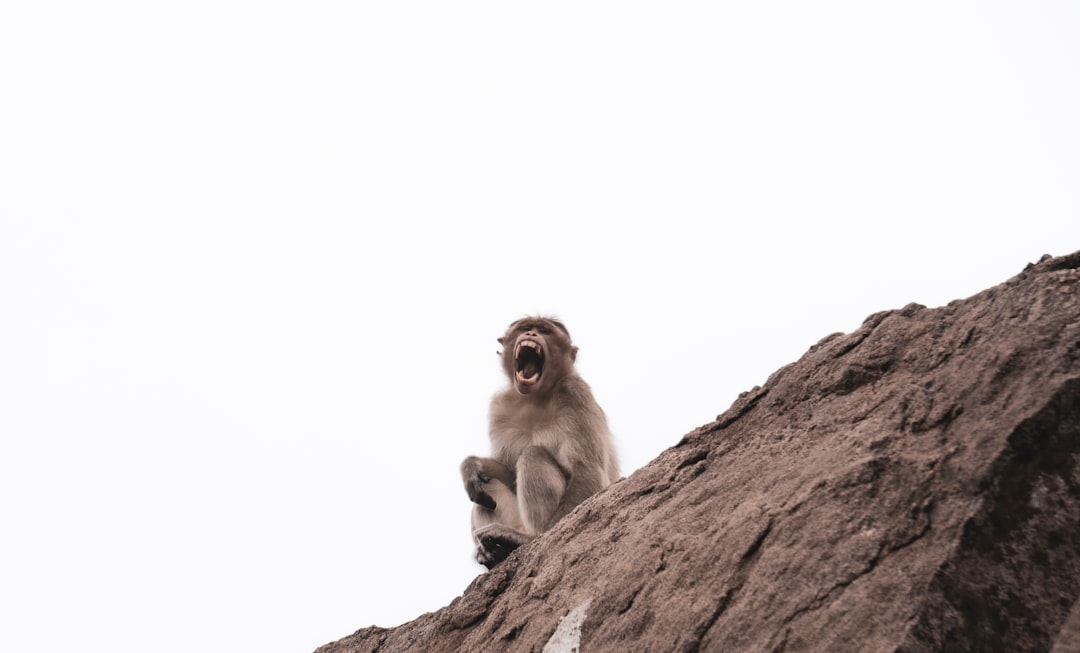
1, 2, 1077, 652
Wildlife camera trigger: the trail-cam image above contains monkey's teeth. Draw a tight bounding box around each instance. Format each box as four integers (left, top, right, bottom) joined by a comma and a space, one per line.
517, 341, 541, 353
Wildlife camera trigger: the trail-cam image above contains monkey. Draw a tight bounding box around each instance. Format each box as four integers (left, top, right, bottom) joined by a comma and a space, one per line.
461, 316, 619, 568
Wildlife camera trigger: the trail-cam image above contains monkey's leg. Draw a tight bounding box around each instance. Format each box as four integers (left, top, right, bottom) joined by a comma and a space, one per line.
470, 486, 528, 569
461, 456, 515, 510
463, 458, 528, 568
516, 445, 569, 535
469, 478, 524, 534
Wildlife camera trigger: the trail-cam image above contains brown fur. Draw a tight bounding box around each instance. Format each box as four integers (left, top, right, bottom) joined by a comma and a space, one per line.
461, 317, 619, 568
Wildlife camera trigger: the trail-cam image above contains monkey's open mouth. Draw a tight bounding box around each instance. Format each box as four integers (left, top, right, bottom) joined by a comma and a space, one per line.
514, 340, 544, 385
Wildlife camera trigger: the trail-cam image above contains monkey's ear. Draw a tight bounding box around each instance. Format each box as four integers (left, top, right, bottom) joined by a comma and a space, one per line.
570, 345, 579, 362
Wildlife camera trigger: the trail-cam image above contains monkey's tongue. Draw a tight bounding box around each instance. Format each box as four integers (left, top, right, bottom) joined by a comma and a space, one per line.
520, 361, 539, 379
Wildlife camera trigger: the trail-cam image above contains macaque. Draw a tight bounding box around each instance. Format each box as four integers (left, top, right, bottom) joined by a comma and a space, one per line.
461, 316, 619, 568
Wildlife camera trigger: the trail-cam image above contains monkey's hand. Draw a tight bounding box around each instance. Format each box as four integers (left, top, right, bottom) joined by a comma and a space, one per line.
460, 456, 497, 510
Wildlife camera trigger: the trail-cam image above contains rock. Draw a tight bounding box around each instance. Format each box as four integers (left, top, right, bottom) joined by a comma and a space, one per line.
316, 251, 1080, 653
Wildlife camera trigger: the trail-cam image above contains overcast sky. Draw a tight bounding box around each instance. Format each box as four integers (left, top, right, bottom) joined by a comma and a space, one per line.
2, 2, 1078, 652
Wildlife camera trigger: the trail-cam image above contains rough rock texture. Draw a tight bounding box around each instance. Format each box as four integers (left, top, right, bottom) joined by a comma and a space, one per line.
318, 252, 1080, 653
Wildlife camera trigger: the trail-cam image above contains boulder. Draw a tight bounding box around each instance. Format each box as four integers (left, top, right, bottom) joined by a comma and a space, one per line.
318, 251, 1080, 652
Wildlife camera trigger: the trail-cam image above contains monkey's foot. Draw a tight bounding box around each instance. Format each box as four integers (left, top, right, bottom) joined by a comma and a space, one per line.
474, 525, 531, 569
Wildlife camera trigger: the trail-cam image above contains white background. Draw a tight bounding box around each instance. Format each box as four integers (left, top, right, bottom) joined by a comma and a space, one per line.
2, 2, 1077, 652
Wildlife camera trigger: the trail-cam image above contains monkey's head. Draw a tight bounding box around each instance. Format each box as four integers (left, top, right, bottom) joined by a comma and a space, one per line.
497, 316, 578, 396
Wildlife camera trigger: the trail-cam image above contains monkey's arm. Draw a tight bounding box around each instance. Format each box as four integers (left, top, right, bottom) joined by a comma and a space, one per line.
461, 456, 515, 509
549, 394, 613, 515
557, 459, 609, 517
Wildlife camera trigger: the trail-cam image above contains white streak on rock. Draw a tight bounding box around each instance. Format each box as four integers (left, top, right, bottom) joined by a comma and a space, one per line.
543, 598, 592, 653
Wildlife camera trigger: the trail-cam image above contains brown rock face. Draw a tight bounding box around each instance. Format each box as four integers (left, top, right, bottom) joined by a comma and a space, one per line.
317, 252, 1080, 653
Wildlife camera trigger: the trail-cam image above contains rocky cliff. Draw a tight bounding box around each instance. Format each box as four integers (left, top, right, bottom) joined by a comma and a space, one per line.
317, 251, 1080, 653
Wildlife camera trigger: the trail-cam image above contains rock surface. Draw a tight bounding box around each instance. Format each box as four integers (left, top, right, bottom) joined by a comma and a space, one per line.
317, 252, 1080, 653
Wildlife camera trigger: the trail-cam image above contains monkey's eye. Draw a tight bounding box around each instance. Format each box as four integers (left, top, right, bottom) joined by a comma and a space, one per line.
537, 326, 551, 335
